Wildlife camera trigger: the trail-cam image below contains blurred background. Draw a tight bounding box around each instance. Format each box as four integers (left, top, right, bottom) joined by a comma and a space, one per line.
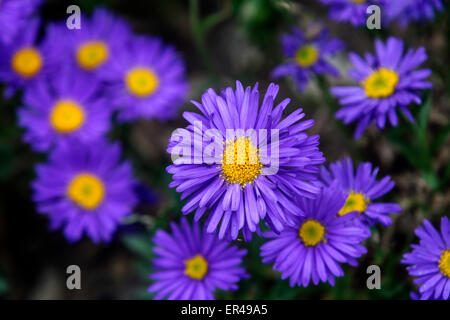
0, 0, 449, 299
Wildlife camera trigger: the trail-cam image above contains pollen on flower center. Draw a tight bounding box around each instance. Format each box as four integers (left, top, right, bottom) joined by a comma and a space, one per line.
338, 191, 369, 216
125, 67, 159, 97
50, 100, 85, 133
299, 220, 325, 247
11, 47, 42, 78
184, 254, 208, 280
295, 45, 319, 67
439, 250, 450, 278
67, 173, 105, 210
362, 68, 399, 98
220, 136, 263, 187
76, 41, 109, 70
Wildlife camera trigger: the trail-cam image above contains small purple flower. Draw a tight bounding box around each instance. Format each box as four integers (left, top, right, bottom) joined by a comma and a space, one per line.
148, 218, 248, 300
0, 0, 42, 45
32, 141, 138, 243
98, 35, 188, 122
318, 158, 402, 226
272, 27, 343, 91
332, 37, 432, 138
167, 81, 325, 241
387, 0, 444, 26
260, 183, 369, 287
18, 66, 112, 152
318, 0, 385, 27
402, 217, 450, 300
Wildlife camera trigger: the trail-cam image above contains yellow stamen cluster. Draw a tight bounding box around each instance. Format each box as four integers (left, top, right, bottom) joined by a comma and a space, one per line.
76, 41, 109, 70
362, 68, 399, 99
220, 137, 263, 187
67, 173, 105, 210
299, 220, 326, 247
351, 0, 366, 3
439, 250, 450, 278
125, 67, 159, 97
338, 191, 369, 216
184, 254, 208, 280
11, 47, 42, 78
295, 45, 319, 68
50, 100, 85, 133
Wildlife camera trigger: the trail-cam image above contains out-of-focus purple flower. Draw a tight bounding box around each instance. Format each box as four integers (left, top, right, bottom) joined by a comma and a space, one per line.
402, 217, 450, 300
98, 35, 188, 122
272, 27, 343, 91
318, 0, 385, 27
260, 183, 369, 287
331, 37, 432, 138
387, 0, 444, 26
0, 0, 42, 45
167, 81, 325, 241
148, 218, 248, 300
18, 66, 112, 152
317, 158, 402, 226
32, 140, 138, 243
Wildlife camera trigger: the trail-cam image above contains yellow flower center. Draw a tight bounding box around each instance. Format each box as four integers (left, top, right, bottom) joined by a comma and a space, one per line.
220, 137, 263, 187
295, 45, 319, 68
351, 0, 366, 3
125, 67, 159, 97
67, 173, 105, 210
11, 47, 42, 78
184, 254, 208, 280
439, 250, 450, 278
50, 100, 85, 133
338, 191, 369, 216
362, 68, 399, 99
76, 41, 109, 70
299, 220, 326, 247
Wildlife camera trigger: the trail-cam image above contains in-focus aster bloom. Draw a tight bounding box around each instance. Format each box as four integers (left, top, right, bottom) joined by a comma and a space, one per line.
0, 0, 42, 45
260, 183, 369, 287
272, 27, 343, 92
167, 81, 325, 241
18, 66, 112, 152
331, 37, 432, 138
32, 141, 137, 243
318, 0, 385, 27
318, 158, 402, 226
148, 218, 248, 300
98, 35, 188, 121
387, 0, 444, 26
402, 217, 450, 300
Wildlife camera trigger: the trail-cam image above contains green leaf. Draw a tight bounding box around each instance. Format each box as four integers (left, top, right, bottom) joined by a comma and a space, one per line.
122, 233, 153, 260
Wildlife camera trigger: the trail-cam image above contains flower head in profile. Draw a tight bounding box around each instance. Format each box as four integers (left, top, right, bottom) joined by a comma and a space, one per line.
318, 0, 385, 27
0, 0, 42, 45
318, 158, 401, 226
387, 0, 444, 27
331, 37, 432, 138
32, 141, 137, 243
272, 27, 343, 91
260, 183, 369, 287
98, 35, 188, 122
167, 81, 325, 241
148, 218, 248, 300
18, 66, 112, 152
402, 217, 450, 300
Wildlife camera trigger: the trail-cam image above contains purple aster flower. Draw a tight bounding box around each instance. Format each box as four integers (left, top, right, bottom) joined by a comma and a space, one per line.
318, 0, 385, 27
272, 27, 343, 92
317, 158, 402, 226
148, 218, 248, 300
260, 183, 369, 287
98, 35, 188, 122
402, 217, 450, 300
387, 0, 444, 26
0, 0, 42, 45
0, 18, 62, 96
32, 140, 138, 243
167, 81, 325, 241
331, 37, 432, 138
18, 65, 112, 152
